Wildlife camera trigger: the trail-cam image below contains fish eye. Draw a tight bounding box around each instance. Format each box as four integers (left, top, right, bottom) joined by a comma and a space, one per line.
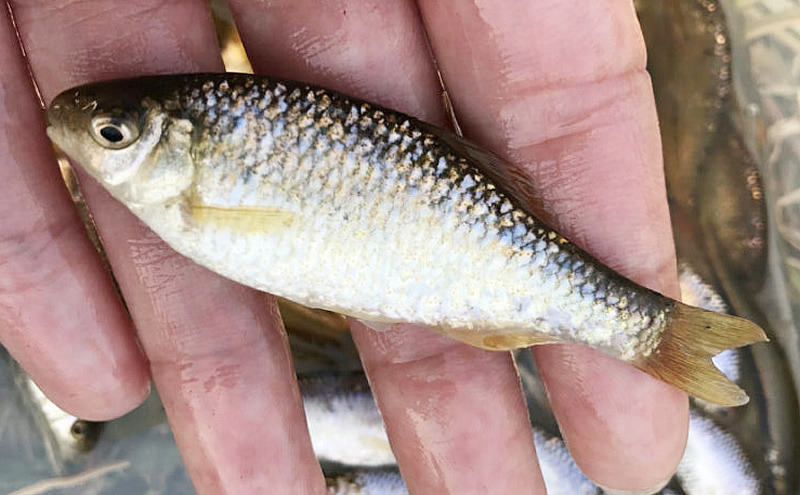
70, 420, 87, 439
90, 115, 139, 149
100, 125, 123, 142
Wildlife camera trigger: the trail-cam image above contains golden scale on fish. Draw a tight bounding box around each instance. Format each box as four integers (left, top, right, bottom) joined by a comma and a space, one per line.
46, 73, 767, 407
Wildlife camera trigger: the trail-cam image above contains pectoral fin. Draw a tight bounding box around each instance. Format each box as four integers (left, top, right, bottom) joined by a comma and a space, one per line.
190, 203, 294, 233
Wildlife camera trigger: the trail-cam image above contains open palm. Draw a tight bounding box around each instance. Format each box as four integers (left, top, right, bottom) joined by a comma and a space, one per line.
0, 1, 686, 493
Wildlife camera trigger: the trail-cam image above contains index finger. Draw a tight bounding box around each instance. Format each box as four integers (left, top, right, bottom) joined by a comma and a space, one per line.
417, 0, 688, 492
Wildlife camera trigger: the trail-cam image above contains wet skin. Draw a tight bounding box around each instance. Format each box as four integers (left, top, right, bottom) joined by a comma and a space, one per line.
0, 1, 686, 494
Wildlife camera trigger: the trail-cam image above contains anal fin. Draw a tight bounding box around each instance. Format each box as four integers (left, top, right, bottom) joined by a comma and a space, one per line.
432, 327, 562, 351
357, 319, 561, 350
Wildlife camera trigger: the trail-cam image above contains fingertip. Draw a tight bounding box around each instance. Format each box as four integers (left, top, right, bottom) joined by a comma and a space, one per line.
534, 344, 688, 492
77, 366, 152, 422
21, 348, 151, 421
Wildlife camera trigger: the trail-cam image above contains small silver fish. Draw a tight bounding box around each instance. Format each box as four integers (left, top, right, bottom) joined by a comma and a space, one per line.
532, 430, 602, 495
300, 373, 394, 467
677, 412, 760, 494
678, 264, 740, 384
326, 469, 407, 495
304, 367, 761, 495
320, 433, 611, 495
301, 371, 600, 494
46, 73, 767, 405
4, 363, 104, 480
20, 376, 103, 460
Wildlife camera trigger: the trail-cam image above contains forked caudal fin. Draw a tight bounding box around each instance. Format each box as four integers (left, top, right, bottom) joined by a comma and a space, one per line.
634, 302, 768, 407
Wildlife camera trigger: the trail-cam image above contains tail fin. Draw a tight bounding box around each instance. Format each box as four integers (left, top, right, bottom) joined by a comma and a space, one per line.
634, 302, 768, 407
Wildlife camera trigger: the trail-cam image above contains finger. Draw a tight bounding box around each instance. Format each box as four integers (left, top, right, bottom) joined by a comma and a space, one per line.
0, 7, 149, 420
227, 0, 442, 121
417, 0, 687, 491
13, 1, 324, 492
352, 322, 544, 494
227, 1, 545, 492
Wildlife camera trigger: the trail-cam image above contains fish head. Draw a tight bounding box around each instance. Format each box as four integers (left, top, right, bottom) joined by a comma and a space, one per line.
46, 78, 195, 206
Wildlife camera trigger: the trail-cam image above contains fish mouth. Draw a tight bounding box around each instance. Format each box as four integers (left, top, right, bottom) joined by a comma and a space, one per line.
44, 102, 60, 139
44, 118, 60, 147
44, 106, 54, 133
44, 99, 71, 148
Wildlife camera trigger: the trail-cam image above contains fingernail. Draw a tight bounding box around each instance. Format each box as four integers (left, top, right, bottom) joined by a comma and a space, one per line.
599, 477, 671, 495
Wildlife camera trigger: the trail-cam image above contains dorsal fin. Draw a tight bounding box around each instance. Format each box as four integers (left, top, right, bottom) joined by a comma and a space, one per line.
413, 119, 544, 216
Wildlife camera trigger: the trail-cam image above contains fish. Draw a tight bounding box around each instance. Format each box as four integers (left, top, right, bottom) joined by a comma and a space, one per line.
638, 2, 798, 488
7, 360, 103, 472
516, 264, 765, 495
677, 264, 739, 385
19, 375, 103, 460
636, 0, 733, 216
0, 350, 69, 490
320, 430, 603, 495
677, 412, 760, 495
45, 73, 767, 406
325, 468, 407, 495
637, 0, 769, 305
300, 373, 395, 467
531, 429, 602, 495
301, 370, 600, 494
306, 361, 763, 495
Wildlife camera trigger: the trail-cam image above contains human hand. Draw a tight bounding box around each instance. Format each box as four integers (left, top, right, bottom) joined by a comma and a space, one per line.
0, 1, 686, 493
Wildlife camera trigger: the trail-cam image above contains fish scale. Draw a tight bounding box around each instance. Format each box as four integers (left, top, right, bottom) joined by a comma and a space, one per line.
171, 77, 666, 350
46, 73, 767, 406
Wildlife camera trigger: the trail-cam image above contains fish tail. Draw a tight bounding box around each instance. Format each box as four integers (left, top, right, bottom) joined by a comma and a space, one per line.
633, 302, 768, 407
